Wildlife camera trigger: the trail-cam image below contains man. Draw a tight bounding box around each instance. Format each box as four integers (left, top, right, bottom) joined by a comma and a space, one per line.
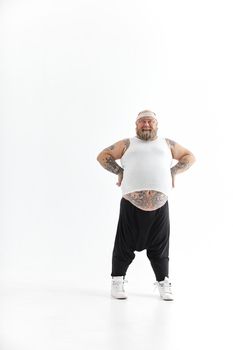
96, 110, 196, 300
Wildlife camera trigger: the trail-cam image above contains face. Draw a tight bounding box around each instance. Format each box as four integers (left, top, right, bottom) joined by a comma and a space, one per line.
135, 117, 158, 141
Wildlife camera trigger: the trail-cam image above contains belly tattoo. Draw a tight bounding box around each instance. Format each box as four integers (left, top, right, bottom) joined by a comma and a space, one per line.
123, 190, 168, 211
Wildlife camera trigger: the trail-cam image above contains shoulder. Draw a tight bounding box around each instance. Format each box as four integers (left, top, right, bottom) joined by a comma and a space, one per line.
165, 138, 176, 149
121, 138, 130, 156
165, 138, 195, 160
100, 138, 130, 159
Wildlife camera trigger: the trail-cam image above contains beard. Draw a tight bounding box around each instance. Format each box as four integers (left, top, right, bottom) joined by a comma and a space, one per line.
136, 128, 157, 141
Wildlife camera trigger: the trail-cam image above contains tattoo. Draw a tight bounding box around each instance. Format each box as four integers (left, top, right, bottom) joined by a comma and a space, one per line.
124, 190, 168, 211
103, 138, 129, 155
97, 138, 129, 175
171, 156, 193, 175
103, 155, 123, 175
103, 144, 115, 152
122, 138, 130, 155
165, 138, 176, 148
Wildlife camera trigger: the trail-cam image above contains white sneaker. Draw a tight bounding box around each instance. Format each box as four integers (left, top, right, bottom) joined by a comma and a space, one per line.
154, 276, 174, 301
111, 276, 128, 299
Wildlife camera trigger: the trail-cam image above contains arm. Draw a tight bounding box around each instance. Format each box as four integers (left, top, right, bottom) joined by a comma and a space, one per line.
166, 138, 196, 186
96, 139, 130, 175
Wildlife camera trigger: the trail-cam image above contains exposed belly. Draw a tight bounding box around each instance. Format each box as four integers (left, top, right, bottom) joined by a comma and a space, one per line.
123, 190, 168, 211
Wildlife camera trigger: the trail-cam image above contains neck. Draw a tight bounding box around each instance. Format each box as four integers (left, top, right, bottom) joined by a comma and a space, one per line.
136, 135, 158, 141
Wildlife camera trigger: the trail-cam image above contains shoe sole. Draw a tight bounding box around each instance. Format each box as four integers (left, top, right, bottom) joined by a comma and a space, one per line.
111, 295, 127, 299
161, 297, 174, 301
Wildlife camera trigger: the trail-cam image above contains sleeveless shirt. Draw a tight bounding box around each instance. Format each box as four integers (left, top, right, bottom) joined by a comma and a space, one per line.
120, 136, 173, 196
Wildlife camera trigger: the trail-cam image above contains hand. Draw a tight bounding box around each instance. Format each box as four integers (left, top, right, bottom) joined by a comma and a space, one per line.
116, 170, 124, 186
171, 173, 175, 188
171, 168, 175, 188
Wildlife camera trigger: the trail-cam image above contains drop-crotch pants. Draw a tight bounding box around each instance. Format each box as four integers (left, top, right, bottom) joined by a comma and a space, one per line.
111, 197, 170, 281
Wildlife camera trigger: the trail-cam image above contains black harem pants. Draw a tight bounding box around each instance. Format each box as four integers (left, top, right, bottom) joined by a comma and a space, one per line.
111, 197, 170, 281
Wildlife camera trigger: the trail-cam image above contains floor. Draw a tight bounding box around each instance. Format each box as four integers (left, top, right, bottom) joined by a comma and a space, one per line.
0, 273, 231, 350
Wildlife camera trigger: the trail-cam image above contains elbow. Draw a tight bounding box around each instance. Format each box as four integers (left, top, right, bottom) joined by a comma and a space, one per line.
192, 153, 196, 163
190, 153, 196, 164
96, 152, 104, 162
182, 153, 196, 165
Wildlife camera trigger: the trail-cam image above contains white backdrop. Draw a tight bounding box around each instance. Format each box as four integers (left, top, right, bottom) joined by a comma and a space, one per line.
1, 0, 233, 307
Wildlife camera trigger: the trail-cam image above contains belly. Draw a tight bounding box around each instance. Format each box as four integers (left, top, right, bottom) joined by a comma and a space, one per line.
123, 190, 168, 211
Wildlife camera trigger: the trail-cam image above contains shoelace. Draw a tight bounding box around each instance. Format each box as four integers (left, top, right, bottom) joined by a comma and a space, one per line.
153, 281, 172, 294
112, 279, 128, 286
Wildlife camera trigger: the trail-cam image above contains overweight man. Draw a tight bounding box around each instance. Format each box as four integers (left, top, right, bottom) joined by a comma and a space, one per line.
96, 110, 196, 300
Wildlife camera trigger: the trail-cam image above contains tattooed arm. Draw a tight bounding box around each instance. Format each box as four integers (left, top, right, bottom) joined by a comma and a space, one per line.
96, 139, 130, 175
166, 138, 196, 187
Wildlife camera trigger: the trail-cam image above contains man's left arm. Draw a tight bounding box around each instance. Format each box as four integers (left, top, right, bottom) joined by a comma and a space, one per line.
165, 138, 196, 187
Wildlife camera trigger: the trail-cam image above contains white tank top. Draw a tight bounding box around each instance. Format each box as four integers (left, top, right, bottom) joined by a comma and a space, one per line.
120, 136, 173, 196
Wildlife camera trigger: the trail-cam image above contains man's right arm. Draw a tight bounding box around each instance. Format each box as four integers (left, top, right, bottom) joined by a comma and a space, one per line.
96, 139, 130, 175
